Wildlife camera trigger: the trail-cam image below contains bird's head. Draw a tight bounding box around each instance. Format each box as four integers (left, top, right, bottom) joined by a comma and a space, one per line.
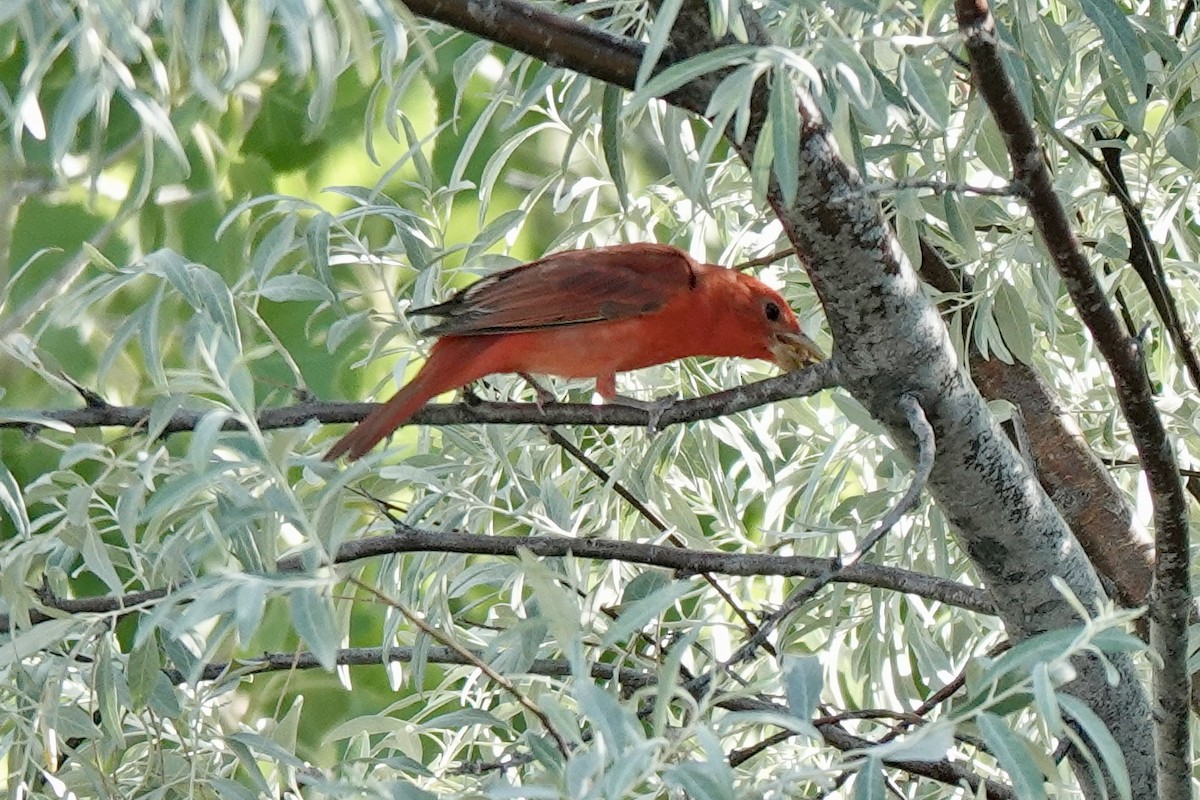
726, 272, 824, 370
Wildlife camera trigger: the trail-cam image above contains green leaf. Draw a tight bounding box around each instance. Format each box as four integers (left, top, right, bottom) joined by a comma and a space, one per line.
128, 634, 163, 710
1165, 125, 1200, 170
871, 721, 955, 763
289, 588, 340, 670
600, 578, 690, 647
1057, 694, 1132, 800
0, 463, 30, 537
977, 712, 1048, 799
628, 46, 758, 111
1080, 0, 1147, 102
993, 282, 1035, 363
900, 59, 949, 129
260, 274, 334, 303
853, 756, 885, 800
783, 655, 823, 720
664, 759, 735, 800
0, 619, 77, 668
81, 524, 124, 595
601, 84, 628, 206
419, 709, 511, 732
771, 71, 800, 207
636, 0, 687, 90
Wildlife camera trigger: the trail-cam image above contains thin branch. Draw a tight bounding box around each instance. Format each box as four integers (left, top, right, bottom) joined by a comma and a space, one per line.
730, 709, 926, 767
166, 640, 1010, 797
313, 521, 990, 609
348, 577, 572, 757
712, 394, 935, 671
544, 426, 777, 656
0, 520, 994, 635
1178, 0, 1196, 37
732, 247, 798, 271
854, 178, 1026, 199
164, 643, 656, 687
1093, 132, 1200, 392
957, 3, 1192, 796
2, 360, 840, 437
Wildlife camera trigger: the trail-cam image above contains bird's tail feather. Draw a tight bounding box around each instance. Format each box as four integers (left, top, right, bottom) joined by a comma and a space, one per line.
323, 338, 491, 462
322, 373, 437, 461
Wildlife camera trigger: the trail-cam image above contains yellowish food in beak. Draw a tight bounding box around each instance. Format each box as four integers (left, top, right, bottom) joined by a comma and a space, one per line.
770, 330, 824, 370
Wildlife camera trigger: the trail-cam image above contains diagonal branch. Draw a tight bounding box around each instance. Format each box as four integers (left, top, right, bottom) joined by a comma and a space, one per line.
1073, 129, 1200, 392
710, 394, 935, 672
348, 577, 571, 757
956, 2, 1192, 797
544, 426, 776, 656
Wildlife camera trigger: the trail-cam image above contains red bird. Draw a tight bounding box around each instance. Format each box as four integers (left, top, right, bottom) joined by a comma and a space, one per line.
324, 243, 821, 461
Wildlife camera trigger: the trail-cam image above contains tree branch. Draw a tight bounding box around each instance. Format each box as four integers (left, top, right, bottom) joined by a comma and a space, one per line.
956, 2, 1191, 796
3, 361, 839, 437
0, 520, 993, 636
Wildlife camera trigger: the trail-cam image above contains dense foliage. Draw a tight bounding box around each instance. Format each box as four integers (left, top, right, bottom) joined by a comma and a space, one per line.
0, 0, 1196, 797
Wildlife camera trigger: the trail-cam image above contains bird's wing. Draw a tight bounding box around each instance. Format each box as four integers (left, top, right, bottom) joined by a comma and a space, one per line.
414, 243, 700, 336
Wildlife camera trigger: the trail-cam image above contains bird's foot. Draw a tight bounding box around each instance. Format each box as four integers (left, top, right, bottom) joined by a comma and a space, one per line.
612, 393, 678, 435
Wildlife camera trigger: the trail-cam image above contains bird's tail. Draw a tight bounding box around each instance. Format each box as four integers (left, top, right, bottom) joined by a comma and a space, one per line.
323, 339, 482, 462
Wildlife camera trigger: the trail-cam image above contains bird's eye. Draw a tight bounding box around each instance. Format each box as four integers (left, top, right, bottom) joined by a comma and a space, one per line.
764, 301, 781, 322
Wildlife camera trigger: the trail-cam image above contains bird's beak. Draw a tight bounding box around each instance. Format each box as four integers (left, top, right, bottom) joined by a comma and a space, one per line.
770, 330, 824, 371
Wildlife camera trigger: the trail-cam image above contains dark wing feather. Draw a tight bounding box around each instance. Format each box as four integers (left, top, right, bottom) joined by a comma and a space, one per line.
414, 243, 699, 336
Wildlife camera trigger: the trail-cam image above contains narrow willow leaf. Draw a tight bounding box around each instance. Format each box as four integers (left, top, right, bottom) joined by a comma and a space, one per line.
1056, 694, 1132, 800
637, 0, 687, 90
627, 46, 758, 111
289, 588, 340, 670
771, 71, 800, 207
854, 756, 885, 800
900, 59, 949, 129
977, 712, 1048, 799
1080, 0, 1146, 102
128, 634, 163, 710
601, 84, 628, 206
783, 655, 823, 720
260, 274, 335, 303
600, 579, 690, 647
993, 282, 1035, 364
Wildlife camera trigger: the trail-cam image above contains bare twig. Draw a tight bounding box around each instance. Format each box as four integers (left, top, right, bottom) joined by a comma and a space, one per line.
348, 577, 572, 757
711, 395, 934, 671
544, 426, 776, 656
854, 178, 1026, 200
732, 247, 798, 271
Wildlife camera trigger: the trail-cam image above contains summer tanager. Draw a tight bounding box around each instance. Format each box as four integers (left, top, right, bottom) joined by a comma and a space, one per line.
324, 243, 821, 461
